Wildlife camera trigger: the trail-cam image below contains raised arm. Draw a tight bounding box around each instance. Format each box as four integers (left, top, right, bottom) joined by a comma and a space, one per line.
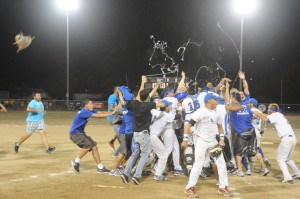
224, 80, 230, 105
176, 71, 186, 93
216, 77, 231, 92
117, 89, 126, 107
149, 79, 163, 99
239, 71, 250, 95
136, 75, 147, 101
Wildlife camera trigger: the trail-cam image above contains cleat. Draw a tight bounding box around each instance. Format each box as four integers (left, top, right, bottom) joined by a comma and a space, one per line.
184, 187, 199, 198
218, 187, 234, 197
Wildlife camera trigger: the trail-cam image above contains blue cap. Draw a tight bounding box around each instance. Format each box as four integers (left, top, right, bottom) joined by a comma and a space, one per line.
163, 89, 175, 97
174, 92, 187, 101
204, 93, 221, 103
248, 98, 258, 106
161, 99, 172, 107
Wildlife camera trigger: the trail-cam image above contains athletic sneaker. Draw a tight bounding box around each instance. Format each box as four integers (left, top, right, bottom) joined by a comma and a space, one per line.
132, 177, 141, 185
71, 160, 80, 173
245, 169, 252, 175
281, 179, 294, 184
107, 139, 115, 150
109, 170, 121, 176
232, 170, 245, 177
14, 142, 19, 153
121, 174, 130, 184
218, 187, 234, 197
116, 166, 124, 174
46, 147, 56, 154
260, 168, 269, 176
97, 167, 110, 173
153, 175, 167, 181
174, 169, 185, 176
292, 174, 300, 180
184, 187, 199, 198
263, 158, 271, 168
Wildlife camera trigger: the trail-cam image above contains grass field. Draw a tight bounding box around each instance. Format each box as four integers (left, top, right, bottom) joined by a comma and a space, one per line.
0, 110, 300, 199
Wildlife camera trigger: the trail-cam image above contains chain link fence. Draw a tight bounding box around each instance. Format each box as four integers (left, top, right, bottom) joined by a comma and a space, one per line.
0, 99, 108, 111
1, 99, 300, 113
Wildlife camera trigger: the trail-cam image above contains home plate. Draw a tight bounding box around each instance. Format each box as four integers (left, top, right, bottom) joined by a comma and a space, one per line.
94, 185, 125, 189
261, 142, 273, 145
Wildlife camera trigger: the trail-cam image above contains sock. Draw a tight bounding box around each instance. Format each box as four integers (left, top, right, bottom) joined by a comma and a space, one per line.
75, 157, 80, 163
98, 163, 104, 169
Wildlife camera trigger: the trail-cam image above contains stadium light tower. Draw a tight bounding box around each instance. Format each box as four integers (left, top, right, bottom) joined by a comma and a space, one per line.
234, 0, 256, 91
56, 0, 79, 109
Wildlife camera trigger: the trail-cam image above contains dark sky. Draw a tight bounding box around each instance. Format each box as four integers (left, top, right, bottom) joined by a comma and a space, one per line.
1, 0, 300, 103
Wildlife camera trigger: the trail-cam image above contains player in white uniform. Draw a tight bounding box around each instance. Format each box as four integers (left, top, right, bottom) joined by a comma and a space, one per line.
248, 98, 271, 168
149, 101, 177, 181
253, 103, 300, 183
182, 93, 233, 198
181, 91, 200, 173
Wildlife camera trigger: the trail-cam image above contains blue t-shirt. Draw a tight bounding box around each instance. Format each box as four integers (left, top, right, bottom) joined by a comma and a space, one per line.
122, 107, 134, 134
26, 100, 44, 122
107, 94, 118, 121
229, 103, 254, 134
69, 108, 97, 134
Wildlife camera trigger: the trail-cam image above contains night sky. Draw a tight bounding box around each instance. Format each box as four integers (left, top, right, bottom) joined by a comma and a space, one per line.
1, 0, 300, 103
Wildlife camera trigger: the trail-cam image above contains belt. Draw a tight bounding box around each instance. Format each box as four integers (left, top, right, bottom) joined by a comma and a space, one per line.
281, 135, 293, 139
136, 130, 149, 134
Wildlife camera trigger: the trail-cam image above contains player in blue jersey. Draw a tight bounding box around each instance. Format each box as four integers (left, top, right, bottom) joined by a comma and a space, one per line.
14, 93, 55, 154
69, 99, 116, 173
224, 81, 256, 177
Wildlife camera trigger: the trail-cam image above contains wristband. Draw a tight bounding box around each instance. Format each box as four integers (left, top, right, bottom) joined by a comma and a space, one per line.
183, 134, 189, 140
220, 134, 225, 139
178, 106, 182, 111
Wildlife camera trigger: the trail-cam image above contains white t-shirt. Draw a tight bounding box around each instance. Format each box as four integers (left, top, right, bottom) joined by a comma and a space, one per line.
191, 107, 222, 142
216, 104, 230, 135
251, 107, 262, 133
267, 112, 295, 138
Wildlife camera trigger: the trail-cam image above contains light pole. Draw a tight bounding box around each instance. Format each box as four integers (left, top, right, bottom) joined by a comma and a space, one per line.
56, 0, 79, 109
234, 0, 256, 91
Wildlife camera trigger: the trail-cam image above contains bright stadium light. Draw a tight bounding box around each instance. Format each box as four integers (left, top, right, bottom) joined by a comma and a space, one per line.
234, 0, 257, 14
233, 0, 257, 90
57, 0, 79, 11
56, 0, 79, 109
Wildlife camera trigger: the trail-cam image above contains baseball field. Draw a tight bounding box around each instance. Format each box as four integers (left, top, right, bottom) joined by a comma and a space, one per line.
0, 110, 299, 199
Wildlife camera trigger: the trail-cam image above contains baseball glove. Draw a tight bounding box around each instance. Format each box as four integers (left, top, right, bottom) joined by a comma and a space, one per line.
208, 144, 223, 158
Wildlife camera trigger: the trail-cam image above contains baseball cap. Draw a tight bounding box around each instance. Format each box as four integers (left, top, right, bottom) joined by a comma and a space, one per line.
163, 89, 175, 97
248, 98, 258, 106
174, 92, 187, 101
204, 93, 221, 103
161, 99, 172, 107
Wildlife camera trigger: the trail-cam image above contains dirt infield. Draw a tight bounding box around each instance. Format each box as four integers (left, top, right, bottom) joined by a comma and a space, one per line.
0, 111, 300, 199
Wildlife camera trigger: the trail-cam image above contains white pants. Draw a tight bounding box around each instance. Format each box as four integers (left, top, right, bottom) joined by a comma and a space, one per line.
225, 129, 237, 167
150, 134, 168, 176
162, 128, 182, 170
277, 135, 300, 180
186, 135, 228, 189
